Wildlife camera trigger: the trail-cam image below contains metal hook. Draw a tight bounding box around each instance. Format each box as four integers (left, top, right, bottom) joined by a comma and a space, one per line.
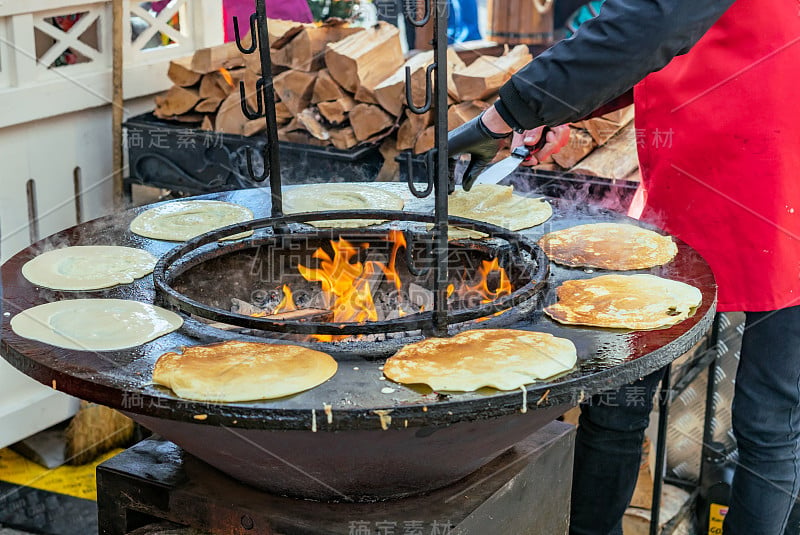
233, 13, 258, 54
245, 145, 269, 182
405, 150, 435, 198
404, 0, 431, 27
239, 78, 264, 120
406, 63, 436, 114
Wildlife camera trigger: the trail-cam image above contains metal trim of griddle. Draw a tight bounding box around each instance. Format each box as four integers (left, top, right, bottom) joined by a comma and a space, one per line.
152, 210, 549, 336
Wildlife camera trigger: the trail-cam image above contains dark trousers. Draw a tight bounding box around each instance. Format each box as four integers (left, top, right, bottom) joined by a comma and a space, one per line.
569, 306, 800, 535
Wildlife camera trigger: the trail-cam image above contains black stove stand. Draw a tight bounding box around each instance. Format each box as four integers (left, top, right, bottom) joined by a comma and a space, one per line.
97, 422, 574, 535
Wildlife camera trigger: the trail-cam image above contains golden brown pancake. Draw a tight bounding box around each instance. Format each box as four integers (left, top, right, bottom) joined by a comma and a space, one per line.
538, 223, 678, 270
448, 184, 552, 232
383, 329, 577, 392
544, 274, 702, 330
152, 341, 338, 402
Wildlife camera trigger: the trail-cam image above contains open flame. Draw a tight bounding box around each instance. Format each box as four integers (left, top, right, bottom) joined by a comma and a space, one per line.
218, 67, 234, 87
249, 231, 513, 339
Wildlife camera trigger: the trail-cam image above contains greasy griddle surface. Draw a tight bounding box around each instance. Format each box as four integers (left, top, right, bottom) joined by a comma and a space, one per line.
0, 185, 716, 430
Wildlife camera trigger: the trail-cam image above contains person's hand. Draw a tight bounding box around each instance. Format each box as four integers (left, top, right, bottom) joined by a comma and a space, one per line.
447, 106, 513, 192
512, 125, 570, 167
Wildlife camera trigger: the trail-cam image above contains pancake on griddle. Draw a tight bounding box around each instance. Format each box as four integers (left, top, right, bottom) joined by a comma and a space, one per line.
11, 299, 182, 351
384, 329, 577, 392
130, 200, 253, 241
448, 184, 552, 232
538, 223, 678, 270
153, 341, 338, 402
22, 246, 157, 291
283, 183, 404, 227
544, 274, 702, 330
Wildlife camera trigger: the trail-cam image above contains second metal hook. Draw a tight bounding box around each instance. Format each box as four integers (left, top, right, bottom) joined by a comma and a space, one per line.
233, 13, 258, 54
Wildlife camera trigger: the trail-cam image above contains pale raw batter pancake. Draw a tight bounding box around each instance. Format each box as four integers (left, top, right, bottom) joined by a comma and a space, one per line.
448, 184, 552, 232
152, 340, 338, 402
538, 223, 678, 270
283, 184, 405, 228
130, 200, 254, 241
384, 329, 577, 392
544, 274, 702, 330
11, 299, 182, 351
22, 246, 157, 291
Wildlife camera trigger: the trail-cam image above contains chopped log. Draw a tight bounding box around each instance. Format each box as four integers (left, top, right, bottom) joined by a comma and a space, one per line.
199, 72, 228, 100
414, 126, 435, 154
397, 109, 434, 151
201, 115, 214, 131
273, 23, 363, 72
278, 127, 330, 147
265, 308, 333, 322
297, 109, 331, 141
406, 109, 433, 131
396, 119, 420, 151
532, 162, 560, 172
214, 67, 242, 96
447, 50, 468, 102
571, 123, 638, 179
154, 86, 200, 116
447, 100, 489, 129
325, 22, 404, 96
273, 69, 318, 115
195, 97, 224, 113
167, 56, 201, 87
377, 137, 400, 182
623, 167, 642, 183
242, 20, 307, 74
312, 69, 348, 103
552, 128, 597, 168
373, 50, 434, 117
329, 126, 359, 150
622, 485, 691, 535
215, 92, 248, 135
317, 96, 356, 125
191, 42, 244, 74
349, 103, 394, 142
275, 101, 293, 125
576, 105, 635, 146
451, 44, 531, 101
243, 119, 266, 137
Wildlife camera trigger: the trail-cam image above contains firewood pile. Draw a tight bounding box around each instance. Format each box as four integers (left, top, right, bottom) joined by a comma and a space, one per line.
154, 19, 637, 182
534, 104, 639, 181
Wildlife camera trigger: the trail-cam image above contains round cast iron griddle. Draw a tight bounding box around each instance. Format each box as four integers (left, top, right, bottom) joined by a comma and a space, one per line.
0, 184, 717, 501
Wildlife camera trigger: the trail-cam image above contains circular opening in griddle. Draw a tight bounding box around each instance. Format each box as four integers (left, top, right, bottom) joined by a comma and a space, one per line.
152, 211, 549, 352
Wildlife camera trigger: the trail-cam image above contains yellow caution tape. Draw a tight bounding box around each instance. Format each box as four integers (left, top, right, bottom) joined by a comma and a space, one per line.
0, 447, 124, 501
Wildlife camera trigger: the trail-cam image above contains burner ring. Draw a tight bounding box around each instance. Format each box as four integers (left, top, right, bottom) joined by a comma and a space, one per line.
152, 209, 550, 337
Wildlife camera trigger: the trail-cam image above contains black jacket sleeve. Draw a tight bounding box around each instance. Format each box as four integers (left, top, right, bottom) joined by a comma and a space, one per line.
495, 0, 737, 130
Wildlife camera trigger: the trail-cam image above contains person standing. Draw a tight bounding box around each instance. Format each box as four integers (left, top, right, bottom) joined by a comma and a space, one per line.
222, 0, 313, 42
448, 0, 800, 532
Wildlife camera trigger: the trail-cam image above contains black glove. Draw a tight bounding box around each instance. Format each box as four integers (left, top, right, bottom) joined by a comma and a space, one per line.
447, 114, 511, 192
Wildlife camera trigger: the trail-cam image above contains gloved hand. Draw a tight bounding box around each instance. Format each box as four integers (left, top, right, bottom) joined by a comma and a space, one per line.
447, 113, 511, 192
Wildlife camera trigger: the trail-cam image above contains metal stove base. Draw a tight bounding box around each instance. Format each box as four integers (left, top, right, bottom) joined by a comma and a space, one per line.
97, 421, 575, 535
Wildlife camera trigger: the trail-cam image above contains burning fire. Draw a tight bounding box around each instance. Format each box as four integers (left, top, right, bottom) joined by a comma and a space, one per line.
251, 231, 513, 339
218, 67, 234, 87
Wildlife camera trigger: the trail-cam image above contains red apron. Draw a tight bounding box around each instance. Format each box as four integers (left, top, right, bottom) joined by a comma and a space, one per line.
633, 0, 800, 312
